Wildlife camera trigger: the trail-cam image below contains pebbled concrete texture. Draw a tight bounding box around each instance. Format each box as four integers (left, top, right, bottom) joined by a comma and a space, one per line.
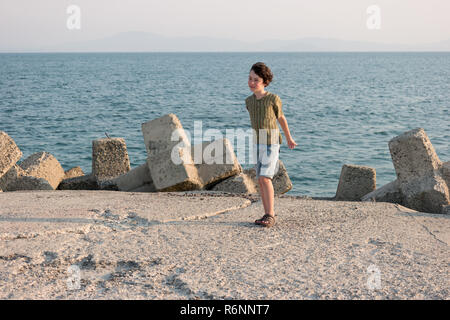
0, 190, 448, 300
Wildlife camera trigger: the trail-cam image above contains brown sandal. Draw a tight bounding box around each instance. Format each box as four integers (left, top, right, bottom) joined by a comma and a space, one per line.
255, 214, 276, 227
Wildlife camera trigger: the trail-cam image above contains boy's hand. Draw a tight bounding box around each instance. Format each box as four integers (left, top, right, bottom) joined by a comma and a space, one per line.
287, 137, 297, 149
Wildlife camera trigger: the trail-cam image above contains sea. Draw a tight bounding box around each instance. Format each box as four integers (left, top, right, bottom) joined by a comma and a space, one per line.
0, 52, 449, 197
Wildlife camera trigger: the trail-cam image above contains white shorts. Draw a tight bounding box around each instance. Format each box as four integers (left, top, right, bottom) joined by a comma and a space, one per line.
254, 144, 280, 179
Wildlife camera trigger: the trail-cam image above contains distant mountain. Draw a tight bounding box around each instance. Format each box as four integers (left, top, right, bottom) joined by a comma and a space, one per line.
35, 31, 252, 52
3, 31, 450, 52
414, 38, 450, 51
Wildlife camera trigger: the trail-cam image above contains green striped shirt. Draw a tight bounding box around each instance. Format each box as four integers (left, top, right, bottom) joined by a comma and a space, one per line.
245, 92, 284, 145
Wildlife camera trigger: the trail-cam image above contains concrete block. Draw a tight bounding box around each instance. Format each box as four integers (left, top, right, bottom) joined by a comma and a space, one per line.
57, 174, 99, 190
400, 173, 449, 214
442, 205, 450, 215
141, 114, 190, 158
361, 179, 404, 204
129, 183, 157, 193
147, 147, 202, 192
92, 137, 131, 179
441, 161, 450, 187
389, 128, 441, 183
19, 151, 65, 190
99, 163, 155, 192
7, 176, 53, 191
211, 173, 257, 194
272, 160, 293, 194
244, 160, 292, 194
64, 166, 84, 180
335, 164, 376, 201
0, 164, 25, 191
387, 129, 449, 213
192, 138, 242, 188
0, 131, 22, 178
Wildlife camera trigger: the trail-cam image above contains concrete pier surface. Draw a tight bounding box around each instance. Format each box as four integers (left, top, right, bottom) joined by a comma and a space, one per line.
0, 190, 448, 299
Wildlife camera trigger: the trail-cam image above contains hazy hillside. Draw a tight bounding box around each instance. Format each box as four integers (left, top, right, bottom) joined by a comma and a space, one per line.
2, 31, 450, 52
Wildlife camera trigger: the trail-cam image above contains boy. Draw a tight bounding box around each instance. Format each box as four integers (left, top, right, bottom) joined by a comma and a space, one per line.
246, 62, 297, 227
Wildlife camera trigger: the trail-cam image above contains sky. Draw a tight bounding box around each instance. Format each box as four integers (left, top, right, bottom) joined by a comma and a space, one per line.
1, 0, 449, 50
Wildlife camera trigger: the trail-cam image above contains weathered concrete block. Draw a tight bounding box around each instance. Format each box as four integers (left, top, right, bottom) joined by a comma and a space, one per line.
400, 173, 449, 214
99, 163, 155, 192
442, 205, 450, 215
272, 160, 293, 194
211, 173, 257, 194
64, 166, 84, 180
441, 161, 450, 187
92, 137, 131, 179
7, 176, 53, 191
57, 173, 99, 190
19, 151, 65, 190
0, 164, 25, 191
388, 129, 449, 213
361, 179, 404, 204
147, 147, 202, 192
129, 183, 157, 193
141, 114, 190, 158
244, 160, 292, 194
335, 164, 376, 201
389, 128, 442, 183
192, 138, 242, 188
0, 131, 22, 178
142, 114, 202, 192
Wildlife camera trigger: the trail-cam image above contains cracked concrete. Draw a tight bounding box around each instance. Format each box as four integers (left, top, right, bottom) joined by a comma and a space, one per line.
0, 190, 448, 299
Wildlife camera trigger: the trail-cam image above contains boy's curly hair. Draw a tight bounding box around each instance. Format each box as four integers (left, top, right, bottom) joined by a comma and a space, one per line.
250, 62, 273, 87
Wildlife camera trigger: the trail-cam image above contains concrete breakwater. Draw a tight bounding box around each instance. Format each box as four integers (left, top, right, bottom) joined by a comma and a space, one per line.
1, 113, 292, 196
1, 114, 449, 214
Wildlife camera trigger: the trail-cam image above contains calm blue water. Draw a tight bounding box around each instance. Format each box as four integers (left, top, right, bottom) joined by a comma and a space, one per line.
1, 52, 449, 197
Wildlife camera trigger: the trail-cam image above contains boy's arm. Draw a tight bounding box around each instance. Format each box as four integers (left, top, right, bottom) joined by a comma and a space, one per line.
277, 115, 297, 149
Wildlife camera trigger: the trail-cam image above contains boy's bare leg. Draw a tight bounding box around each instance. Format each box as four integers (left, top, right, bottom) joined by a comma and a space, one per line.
258, 178, 267, 213
258, 176, 275, 216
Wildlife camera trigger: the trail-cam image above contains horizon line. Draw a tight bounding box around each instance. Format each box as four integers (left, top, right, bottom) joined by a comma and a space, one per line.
1, 50, 449, 54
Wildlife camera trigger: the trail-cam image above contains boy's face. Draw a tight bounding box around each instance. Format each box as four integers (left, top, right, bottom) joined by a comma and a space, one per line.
248, 70, 265, 92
